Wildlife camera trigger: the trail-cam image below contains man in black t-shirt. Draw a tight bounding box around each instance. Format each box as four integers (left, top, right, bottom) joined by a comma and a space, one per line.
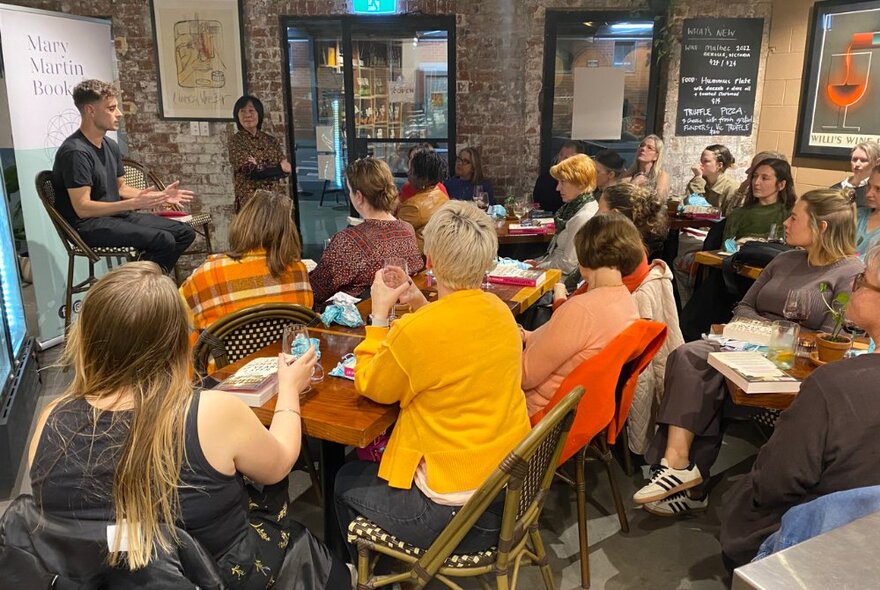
51, 79, 195, 273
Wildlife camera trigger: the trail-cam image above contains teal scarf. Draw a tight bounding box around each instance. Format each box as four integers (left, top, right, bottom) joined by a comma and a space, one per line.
555, 192, 594, 232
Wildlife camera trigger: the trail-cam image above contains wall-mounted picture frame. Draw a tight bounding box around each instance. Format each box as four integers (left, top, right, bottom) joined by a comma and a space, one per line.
796, 0, 880, 160
149, 0, 246, 121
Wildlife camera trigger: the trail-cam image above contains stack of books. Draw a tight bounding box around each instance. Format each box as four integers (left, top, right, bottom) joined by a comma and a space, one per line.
487, 264, 547, 287
507, 219, 555, 235
708, 352, 800, 394
212, 357, 278, 407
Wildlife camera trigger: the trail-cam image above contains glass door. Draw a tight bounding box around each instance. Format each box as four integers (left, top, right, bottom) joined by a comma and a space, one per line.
349, 23, 454, 186
286, 20, 350, 259
283, 16, 455, 259
540, 11, 663, 170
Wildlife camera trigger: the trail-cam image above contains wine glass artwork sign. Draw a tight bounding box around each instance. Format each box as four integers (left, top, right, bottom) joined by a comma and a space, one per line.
797, 2, 880, 160
823, 47, 871, 132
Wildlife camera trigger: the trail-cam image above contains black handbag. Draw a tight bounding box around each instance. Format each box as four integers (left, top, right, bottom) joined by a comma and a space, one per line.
722, 241, 791, 298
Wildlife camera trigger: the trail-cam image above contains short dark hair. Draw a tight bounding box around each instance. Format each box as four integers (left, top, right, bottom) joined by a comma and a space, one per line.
232, 95, 265, 131
409, 149, 448, 189
574, 211, 644, 275
593, 149, 626, 175
73, 80, 117, 112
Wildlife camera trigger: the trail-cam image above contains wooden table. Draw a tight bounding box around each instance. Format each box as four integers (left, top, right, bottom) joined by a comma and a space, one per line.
346, 268, 562, 325
727, 332, 870, 410
496, 220, 554, 245
694, 250, 763, 280
669, 215, 719, 231
209, 327, 395, 559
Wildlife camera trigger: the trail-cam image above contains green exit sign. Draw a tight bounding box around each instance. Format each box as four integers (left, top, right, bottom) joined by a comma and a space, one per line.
352, 0, 397, 14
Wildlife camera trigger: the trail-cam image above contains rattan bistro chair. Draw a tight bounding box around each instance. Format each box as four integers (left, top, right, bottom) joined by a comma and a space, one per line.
347, 385, 586, 590
35, 171, 140, 331
192, 303, 323, 504
122, 158, 214, 282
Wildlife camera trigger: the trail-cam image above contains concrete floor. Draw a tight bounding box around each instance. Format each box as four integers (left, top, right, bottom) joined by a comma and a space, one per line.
2, 272, 760, 590
1, 342, 759, 588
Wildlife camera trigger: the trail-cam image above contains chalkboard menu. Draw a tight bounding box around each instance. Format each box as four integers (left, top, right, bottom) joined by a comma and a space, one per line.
676, 18, 764, 136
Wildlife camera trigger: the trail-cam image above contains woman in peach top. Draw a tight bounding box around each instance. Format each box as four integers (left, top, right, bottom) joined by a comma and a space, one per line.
521, 212, 643, 416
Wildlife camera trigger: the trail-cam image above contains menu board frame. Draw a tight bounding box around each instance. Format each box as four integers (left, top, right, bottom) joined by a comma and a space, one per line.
795, 0, 880, 160
675, 17, 764, 137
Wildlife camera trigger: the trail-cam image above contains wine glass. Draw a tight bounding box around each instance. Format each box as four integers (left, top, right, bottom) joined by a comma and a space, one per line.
282, 324, 324, 389
767, 223, 784, 244
783, 289, 812, 326
472, 187, 488, 211
511, 199, 528, 223
382, 257, 410, 320
822, 50, 871, 131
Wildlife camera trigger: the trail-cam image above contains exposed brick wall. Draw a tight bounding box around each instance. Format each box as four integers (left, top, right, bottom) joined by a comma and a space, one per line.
757, 0, 849, 192
4, 0, 846, 255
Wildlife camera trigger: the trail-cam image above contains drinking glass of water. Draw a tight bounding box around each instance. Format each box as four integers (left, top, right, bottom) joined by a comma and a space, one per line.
282, 324, 324, 387
767, 320, 799, 370
472, 187, 488, 211
382, 257, 410, 320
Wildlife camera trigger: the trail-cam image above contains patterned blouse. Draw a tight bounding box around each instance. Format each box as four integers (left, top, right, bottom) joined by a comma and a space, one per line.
228, 129, 288, 211
179, 249, 313, 342
309, 219, 425, 307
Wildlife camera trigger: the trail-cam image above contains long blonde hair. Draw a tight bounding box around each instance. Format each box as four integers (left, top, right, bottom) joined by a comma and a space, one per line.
627, 134, 665, 180
228, 189, 302, 278
58, 262, 193, 569
799, 189, 857, 266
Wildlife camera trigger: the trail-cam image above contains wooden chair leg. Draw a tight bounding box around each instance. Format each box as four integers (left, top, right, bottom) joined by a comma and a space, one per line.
528, 524, 556, 590
575, 448, 590, 589
202, 223, 214, 253
65, 255, 75, 332
619, 428, 635, 477
300, 436, 324, 507
597, 440, 629, 534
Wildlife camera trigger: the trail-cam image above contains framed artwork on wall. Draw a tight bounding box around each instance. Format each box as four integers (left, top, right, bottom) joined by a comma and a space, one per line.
150, 0, 246, 120
796, 0, 880, 159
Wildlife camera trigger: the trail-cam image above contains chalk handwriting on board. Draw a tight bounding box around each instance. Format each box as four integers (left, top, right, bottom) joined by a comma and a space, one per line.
676, 18, 763, 137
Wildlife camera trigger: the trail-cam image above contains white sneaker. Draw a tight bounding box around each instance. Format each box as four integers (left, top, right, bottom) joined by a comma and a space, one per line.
643, 491, 708, 517
632, 458, 702, 504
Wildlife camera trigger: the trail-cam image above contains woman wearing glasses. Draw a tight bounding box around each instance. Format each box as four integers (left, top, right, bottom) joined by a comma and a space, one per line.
444, 146, 495, 205
634, 189, 863, 517
721, 242, 880, 568
622, 134, 670, 201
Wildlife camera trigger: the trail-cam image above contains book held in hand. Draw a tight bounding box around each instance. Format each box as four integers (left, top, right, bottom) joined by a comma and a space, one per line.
214, 357, 278, 406
487, 264, 547, 287
707, 352, 800, 394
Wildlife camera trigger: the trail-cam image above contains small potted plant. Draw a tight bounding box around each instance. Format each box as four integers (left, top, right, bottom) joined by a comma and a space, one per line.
816, 282, 852, 362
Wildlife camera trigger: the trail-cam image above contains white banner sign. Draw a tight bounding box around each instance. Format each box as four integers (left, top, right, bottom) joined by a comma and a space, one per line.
572, 67, 625, 141
0, 5, 115, 346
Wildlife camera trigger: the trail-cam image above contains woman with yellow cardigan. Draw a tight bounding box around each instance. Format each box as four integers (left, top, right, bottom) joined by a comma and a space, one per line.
334, 201, 531, 558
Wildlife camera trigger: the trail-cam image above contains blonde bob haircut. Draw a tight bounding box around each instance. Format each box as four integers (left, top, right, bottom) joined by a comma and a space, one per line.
56, 262, 193, 570
228, 189, 302, 279
799, 188, 857, 266
345, 157, 398, 213
423, 200, 497, 290
550, 153, 597, 192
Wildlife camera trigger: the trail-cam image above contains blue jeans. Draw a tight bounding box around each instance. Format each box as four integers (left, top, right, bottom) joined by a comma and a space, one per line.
334, 461, 503, 563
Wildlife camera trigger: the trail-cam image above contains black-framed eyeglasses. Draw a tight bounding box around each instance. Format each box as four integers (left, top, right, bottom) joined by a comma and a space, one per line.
456, 156, 472, 165
853, 272, 880, 294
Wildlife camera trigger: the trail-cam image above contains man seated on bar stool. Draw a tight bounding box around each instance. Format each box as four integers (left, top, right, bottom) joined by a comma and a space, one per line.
51, 79, 195, 274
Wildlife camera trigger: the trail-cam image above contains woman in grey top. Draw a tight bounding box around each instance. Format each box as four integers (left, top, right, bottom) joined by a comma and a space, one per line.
633, 189, 864, 516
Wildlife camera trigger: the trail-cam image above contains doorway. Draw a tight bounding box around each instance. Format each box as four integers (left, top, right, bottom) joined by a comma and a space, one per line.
282, 16, 456, 258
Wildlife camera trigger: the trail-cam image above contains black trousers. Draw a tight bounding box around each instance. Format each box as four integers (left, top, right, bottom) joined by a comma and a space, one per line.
75, 212, 196, 273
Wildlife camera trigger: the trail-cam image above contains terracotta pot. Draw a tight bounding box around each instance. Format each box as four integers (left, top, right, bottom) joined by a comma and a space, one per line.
815, 333, 852, 363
